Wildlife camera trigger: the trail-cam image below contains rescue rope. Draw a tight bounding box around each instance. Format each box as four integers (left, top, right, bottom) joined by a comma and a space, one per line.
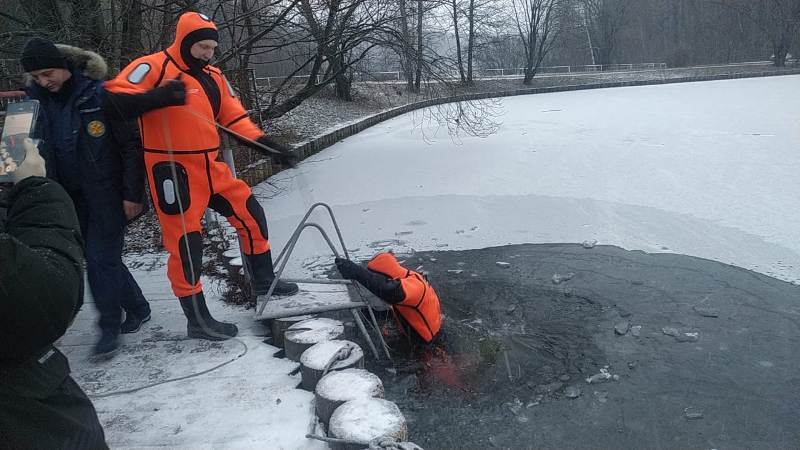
304, 434, 421, 449
322, 345, 354, 377
157, 106, 251, 343
89, 343, 246, 398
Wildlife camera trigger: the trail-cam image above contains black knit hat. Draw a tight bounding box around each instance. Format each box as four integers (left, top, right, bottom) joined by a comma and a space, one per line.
20, 37, 67, 72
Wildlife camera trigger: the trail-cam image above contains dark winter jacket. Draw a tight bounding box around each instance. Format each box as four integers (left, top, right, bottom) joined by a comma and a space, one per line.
0, 176, 84, 365
25, 45, 145, 204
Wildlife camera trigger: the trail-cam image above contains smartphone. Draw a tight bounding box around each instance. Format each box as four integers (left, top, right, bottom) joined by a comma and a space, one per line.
1, 100, 40, 181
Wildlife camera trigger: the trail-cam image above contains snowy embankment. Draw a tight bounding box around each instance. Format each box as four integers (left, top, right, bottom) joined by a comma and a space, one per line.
256, 75, 800, 284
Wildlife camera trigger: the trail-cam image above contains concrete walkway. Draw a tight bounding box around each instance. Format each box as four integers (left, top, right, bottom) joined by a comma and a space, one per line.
57, 252, 327, 450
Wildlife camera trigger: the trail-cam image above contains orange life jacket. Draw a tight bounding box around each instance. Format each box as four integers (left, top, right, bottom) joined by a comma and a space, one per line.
367, 253, 442, 342
105, 12, 263, 152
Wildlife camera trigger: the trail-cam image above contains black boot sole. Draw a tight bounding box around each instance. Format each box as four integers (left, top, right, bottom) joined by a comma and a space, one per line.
187, 325, 238, 341
255, 283, 300, 297
120, 314, 151, 334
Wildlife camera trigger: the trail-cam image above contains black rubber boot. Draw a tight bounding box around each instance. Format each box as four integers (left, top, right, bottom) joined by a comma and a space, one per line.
246, 250, 299, 296
178, 292, 238, 340
94, 330, 120, 355
120, 311, 151, 334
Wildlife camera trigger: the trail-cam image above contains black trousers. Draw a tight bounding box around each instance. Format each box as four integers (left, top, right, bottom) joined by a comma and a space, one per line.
70, 189, 150, 333
0, 348, 107, 450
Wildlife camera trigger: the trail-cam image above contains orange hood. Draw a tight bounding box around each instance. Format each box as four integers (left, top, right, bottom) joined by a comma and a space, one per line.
367, 253, 408, 279
167, 12, 218, 71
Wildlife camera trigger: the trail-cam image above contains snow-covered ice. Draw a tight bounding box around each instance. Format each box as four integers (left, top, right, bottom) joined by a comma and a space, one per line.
258, 75, 800, 284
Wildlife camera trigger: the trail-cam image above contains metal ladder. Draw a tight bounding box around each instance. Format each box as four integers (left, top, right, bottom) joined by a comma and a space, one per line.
254, 202, 391, 360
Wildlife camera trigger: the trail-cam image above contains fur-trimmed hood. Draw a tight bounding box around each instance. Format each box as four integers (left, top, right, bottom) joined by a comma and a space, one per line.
24, 44, 108, 85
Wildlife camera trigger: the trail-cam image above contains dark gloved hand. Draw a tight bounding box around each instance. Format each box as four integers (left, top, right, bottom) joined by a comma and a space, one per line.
335, 257, 361, 280
150, 75, 186, 107
255, 135, 298, 168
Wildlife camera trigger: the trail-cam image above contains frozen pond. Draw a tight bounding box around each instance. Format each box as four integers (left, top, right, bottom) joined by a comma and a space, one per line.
261, 75, 800, 285
257, 75, 800, 448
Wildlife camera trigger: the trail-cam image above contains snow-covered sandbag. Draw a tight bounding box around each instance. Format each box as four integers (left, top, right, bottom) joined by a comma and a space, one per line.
315, 368, 383, 426
328, 398, 407, 450
284, 318, 344, 361
300, 340, 364, 391
270, 315, 315, 348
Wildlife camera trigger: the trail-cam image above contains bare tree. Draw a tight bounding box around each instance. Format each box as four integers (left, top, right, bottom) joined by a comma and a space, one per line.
448, 0, 500, 84
246, 0, 397, 116
716, 0, 800, 67
449, 0, 467, 82
510, 0, 569, 84
582, 0, 628, 65
398, 0, 416, 89
19, 1, 64, 36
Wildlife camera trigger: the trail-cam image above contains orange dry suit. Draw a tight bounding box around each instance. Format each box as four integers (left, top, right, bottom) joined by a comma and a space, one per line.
105, 12, 273, 298
337, 253, 442, 342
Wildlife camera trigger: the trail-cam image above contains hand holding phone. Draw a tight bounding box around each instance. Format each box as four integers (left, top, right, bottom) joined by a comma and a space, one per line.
0, 100, 40, 182
9, 138, 46, 183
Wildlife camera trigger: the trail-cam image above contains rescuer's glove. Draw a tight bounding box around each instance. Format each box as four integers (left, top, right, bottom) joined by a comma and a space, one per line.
150, 75, 186, 107
255, 135, 297, 168
335, 257, 361, 280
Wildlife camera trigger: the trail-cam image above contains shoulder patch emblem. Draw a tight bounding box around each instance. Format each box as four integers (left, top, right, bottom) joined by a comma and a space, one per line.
127, 63, 151, 84
87, 120, 106, 138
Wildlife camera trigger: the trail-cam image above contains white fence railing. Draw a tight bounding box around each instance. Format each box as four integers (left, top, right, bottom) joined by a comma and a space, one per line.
253, 62, 669, 87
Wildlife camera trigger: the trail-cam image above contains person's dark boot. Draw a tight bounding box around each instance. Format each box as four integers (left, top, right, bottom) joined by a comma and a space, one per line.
94, 330, 120, 355
246, 250, 299, 296
178, 292, 238, 340
120, 311, 151, 334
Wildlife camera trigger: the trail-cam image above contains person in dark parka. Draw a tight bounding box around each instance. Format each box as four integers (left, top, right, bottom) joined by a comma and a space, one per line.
21, 38, 151, 354
0, 141, 107, 450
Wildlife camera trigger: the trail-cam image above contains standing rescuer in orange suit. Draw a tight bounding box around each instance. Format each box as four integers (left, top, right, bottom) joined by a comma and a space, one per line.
104, 11, 298, 340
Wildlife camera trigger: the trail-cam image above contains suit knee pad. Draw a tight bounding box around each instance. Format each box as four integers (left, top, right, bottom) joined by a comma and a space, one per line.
178, 231, 203, 286
246, 195, 269, 240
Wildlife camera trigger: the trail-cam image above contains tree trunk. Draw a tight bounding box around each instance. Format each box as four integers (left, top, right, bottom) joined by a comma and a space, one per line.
234, 0, 258, 111
332, 55, 353, 101
466, 0, 475, 83
452, 0, 466, 83
262, 84, 328, 119
159, 0, 175, 48
523, 27, 536, 85
399, 0, 415, 90
120, 0, 143, 67
20, 0, 63, 36
108, 0, 121, 72
70, 0, 104, 50
414, 0, 423, 92
773, 44, 787, 67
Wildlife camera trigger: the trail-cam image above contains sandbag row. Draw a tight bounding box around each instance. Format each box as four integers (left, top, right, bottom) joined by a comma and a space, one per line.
269, 316, 411, 449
